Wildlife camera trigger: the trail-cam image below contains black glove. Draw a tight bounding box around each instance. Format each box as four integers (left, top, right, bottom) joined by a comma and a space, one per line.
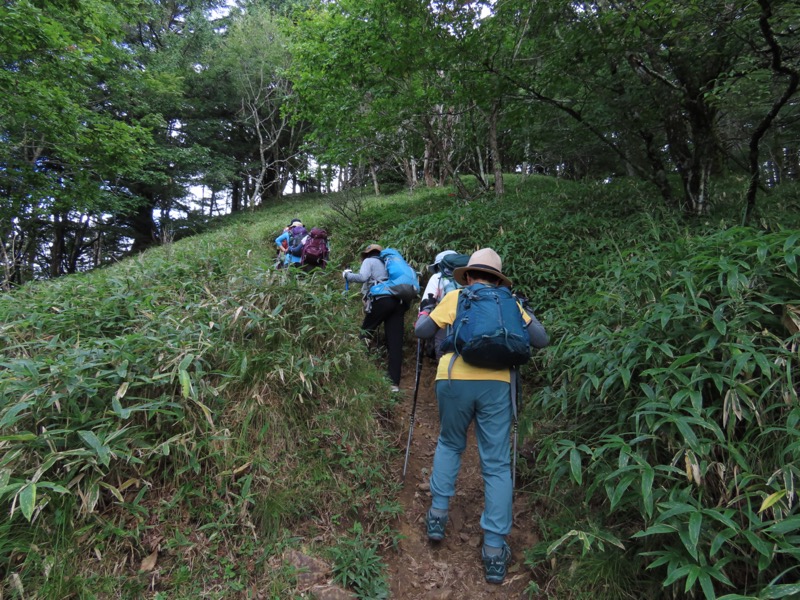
513, 292, 530, 310
419, 295, 437, 313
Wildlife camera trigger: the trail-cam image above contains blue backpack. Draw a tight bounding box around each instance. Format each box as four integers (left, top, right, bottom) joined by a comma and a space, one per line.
440, 283, 531, 369
370, 248, 419, 303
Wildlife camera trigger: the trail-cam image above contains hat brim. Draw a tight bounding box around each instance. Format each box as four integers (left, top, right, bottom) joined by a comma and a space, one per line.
361, 244, 382, 258
453, 265, 512, 288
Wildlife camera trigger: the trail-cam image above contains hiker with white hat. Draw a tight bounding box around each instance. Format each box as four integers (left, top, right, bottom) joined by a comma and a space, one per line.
418, 250, 464, 360
414, 247, 549, 584
274, 218, 305, 268
421, 250, 458, 303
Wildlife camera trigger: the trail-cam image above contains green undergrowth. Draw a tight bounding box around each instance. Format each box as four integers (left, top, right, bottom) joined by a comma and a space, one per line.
342, 175, 800, 599
2, 175, 799, 598
0, 197, 405, 598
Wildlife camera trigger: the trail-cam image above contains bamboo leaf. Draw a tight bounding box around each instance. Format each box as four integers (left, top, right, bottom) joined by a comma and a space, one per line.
569, 448, 582, 485
115, 381, 129, 400
77, 431, 111, 467
759, 489, 786, 513
710, 529, 736, 557
641, 465, 655, 518
19, 483, 36, 521
179, 369, 193, 399
0, 402, 32, 429
761, 583, 800, 599
178, 353, 194, 372
111, 396, 132, 419
688, 511, 702, 553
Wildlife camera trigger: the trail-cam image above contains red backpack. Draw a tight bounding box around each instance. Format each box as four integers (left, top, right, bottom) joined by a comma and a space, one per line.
300, 228, 329, 267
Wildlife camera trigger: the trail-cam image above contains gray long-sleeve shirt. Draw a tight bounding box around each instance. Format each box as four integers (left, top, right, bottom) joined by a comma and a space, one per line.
344, 256, 387, 297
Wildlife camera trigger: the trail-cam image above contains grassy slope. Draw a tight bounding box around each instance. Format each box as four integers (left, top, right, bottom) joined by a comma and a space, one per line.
2, 176, 799, 598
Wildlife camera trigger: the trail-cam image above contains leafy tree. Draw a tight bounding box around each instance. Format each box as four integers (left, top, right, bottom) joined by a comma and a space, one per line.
1, 0, 152, 285
212, 5, 307, 204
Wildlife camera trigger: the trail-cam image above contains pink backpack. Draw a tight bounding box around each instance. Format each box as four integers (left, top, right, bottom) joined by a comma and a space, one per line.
300, 228, 329, 267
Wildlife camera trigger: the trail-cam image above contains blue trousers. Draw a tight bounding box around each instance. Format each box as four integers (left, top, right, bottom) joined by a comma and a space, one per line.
430, 379, 512, 548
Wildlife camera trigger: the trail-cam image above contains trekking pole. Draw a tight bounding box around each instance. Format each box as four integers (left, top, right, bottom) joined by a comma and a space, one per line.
511, 368, 520, 490
402, 338, 424, 481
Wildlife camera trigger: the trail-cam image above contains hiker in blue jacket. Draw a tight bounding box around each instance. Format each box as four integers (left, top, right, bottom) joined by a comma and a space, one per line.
275, 218, 305, 268
414, 247, 549, 584
343, 244, 408, 392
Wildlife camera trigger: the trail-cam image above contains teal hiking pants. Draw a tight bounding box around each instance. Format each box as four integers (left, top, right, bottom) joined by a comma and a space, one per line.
430, 379, 512, 548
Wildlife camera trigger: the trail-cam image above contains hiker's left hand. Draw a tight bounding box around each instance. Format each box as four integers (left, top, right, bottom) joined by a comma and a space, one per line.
419, 296, 437, 313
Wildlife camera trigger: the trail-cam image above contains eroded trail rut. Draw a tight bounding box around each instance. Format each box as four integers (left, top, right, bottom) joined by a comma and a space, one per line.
384, 359, 541, 599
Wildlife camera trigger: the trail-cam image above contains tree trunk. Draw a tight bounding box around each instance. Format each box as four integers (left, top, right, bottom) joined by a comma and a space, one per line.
231, 177, 242, 212
664, 103, 715, 215
128, 201, 159, 253
744, 0, 800, 224
66, 217, 89, 274
423, 141, 436, 187
50, 212, 65, 278
423, 118, 471, 199
640, 129, 675, 206
476, 145, 486, 184
370, 163, 380, 195
488, 102, 504, 197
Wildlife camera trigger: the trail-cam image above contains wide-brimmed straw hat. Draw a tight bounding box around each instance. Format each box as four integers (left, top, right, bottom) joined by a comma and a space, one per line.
428, 250, 457, 273
361, 243, 383, 258
453, 248, 512, 288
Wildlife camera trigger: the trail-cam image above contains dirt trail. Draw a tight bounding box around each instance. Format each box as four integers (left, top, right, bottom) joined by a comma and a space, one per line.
384, 357, 541, 599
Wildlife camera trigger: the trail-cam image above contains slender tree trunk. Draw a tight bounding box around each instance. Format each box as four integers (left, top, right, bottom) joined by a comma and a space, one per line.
93, 231, 103, 268
744, 0, 800, 224
640, 129, 674, 206
423, 119, 471, 199
522, 142, 531, 177
423, 141, 436, 187
231, 177, 242, 212
50, 212, 65, 278
370, 164, 380, 195
488, 102, 504, 197
66, 217, 89, 274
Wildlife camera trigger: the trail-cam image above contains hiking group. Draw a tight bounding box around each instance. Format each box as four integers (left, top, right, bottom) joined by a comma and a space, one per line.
274, 218, 330, 271
342, 242, 549, 584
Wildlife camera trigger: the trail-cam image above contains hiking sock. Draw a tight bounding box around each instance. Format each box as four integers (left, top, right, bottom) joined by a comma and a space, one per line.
482, 545, 504, 557
429, 508, 447, 519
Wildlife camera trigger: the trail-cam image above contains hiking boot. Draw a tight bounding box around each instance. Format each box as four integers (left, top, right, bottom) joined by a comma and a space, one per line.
426, 509, 448, 541
482, 543, 512, 584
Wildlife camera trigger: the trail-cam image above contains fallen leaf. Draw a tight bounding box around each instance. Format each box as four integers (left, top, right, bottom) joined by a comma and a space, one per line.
140, 550, 158, 572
